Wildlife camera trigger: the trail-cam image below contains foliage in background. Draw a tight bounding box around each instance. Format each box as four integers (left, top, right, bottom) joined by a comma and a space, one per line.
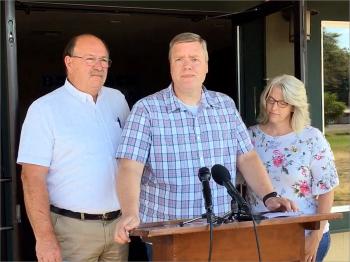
325, 130, 350, 206
323, 30, 350, 105
324, 92, 346, 125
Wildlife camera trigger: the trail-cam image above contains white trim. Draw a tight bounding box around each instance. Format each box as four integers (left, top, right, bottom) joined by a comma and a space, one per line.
332, 205, 350, 213
321, 21, 326, 133
322, 21, 350, 29
320, 20, 350, 132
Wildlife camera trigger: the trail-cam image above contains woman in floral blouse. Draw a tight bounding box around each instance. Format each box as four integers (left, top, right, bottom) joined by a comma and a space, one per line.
246, 74, 339, 262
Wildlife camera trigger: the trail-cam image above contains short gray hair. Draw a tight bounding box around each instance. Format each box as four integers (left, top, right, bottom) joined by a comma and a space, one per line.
168, 32, 209, 62
257, 74, 310, 132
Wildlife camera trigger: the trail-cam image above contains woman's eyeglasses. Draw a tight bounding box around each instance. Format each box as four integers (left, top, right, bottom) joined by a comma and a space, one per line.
266, 97, 289, 108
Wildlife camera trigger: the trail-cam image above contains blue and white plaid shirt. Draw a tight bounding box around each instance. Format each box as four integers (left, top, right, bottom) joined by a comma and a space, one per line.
117, 85, 253, 222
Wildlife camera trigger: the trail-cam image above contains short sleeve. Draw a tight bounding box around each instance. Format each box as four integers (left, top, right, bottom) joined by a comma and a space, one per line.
310, 129, 339, 195
231, 101, 254, 155
17, 101, 54, 167
118, 93, 131, 125
116, 101, 151, 164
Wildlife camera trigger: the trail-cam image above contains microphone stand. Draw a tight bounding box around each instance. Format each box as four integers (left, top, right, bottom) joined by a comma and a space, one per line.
179, 211, 216, 262
235, 203, 253, 221
215, 199, 254, 224
179, 201, 261, 226
179, 212, 219, 227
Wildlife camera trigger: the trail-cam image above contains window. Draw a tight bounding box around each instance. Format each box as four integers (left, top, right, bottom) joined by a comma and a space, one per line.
321, 21, 350, 206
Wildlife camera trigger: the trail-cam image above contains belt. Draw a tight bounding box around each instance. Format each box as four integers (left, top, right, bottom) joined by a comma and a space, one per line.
50, 205, 121, 221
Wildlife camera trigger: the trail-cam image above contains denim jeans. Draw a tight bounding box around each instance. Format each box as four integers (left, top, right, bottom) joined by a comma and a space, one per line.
145, 242, 153, 261
316, 231, 331, 262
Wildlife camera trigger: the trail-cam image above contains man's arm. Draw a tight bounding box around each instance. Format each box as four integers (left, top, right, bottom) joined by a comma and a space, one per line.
305, 190, 334, 262
114, 158, 144, 244
21, 163, 61, 262
237, 150, 297, 211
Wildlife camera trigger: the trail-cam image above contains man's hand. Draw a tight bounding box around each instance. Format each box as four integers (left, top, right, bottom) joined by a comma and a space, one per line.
114, 159, 144, 244
21, 164, 61, 261
304, 232, 321, 262
265, 196, 299, 212
114, 214, 140, 244
36, 235, 62, 262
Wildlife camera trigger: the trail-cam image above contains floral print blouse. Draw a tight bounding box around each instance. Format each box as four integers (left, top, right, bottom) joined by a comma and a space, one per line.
246, 125, 339, 218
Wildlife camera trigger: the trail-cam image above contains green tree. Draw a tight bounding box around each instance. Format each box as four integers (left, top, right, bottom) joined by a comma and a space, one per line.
324, 92, 346, 125
323, 30, 350, 105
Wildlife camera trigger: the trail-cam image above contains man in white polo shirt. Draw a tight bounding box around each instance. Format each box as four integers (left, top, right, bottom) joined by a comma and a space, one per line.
17, 34, 130, 262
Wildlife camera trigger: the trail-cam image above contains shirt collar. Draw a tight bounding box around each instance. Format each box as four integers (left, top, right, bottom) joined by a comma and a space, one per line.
165, 84, 221, 113
64, 79, 103, 103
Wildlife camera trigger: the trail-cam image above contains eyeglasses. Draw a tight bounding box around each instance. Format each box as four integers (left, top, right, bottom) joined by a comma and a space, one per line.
70, 55, 112, 68
266, 97, 289, 108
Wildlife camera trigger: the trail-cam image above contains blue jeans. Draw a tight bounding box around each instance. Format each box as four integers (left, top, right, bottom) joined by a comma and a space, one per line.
316, 231, 331, 262
145, 242, 153, 261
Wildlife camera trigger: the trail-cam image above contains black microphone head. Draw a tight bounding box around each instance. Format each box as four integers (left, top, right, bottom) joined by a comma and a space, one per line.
211, 164, 231, 185
198, 167, 211, 182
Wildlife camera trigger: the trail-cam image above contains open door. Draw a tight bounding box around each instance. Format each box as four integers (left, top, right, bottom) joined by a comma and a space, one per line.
234, 0, 307, 126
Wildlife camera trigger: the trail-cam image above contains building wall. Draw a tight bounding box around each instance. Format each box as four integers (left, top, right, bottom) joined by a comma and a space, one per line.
265, 11, 295, 78
306, 1, 349, 130
266, 1, 349, 130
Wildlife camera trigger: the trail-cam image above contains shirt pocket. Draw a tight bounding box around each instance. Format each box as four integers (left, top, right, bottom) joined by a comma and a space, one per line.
105, 118, 123, 154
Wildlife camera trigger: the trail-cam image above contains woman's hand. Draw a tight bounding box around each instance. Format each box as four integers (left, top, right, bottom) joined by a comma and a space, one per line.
304, 232, 321, 262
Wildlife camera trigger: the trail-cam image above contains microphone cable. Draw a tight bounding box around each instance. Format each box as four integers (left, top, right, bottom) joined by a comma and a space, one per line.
208, 213, 213, 262
211, 164, 262, 262
198, 167, 214, 262
246, 201, 262, 262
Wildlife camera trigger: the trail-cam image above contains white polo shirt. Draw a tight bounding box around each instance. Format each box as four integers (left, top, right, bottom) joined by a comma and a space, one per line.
17, 80, 130, 213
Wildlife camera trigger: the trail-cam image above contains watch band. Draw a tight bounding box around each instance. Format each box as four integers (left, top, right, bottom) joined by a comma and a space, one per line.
263, 191, 278, 206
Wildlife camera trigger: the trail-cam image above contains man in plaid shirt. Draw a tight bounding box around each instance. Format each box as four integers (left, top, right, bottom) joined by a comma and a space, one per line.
114, 32, 297, 243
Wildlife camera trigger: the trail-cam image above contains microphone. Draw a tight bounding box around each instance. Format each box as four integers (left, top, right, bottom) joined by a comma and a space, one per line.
198, 167, 213, 222
211, 164, 250, 214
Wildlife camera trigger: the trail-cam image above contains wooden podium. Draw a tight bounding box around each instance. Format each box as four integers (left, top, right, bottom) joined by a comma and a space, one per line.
132, 213, 342, 261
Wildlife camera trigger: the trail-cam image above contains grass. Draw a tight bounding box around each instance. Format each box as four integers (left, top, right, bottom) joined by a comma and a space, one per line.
325, 132, 350, 206
326, 133, 350, 150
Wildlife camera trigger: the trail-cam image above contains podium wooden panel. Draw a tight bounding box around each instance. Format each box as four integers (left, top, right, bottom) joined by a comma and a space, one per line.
132, 213, 342, 261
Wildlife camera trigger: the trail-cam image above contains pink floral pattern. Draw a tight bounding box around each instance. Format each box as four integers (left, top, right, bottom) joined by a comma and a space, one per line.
272, 150, 285, 167
292, 180, 311, 197
246, 125, 339, 215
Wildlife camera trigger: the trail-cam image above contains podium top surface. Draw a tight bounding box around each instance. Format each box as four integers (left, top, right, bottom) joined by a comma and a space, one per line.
131, 212, 342, 238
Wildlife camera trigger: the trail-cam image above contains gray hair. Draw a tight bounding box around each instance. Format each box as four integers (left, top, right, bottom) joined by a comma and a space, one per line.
168, 32, 209, 62
257, 74, 311, 132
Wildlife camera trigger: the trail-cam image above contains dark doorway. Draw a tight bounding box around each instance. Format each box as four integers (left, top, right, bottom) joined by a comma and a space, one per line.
16, 7, 237, 118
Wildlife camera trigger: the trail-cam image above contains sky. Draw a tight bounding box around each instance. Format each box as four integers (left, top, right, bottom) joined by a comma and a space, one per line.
325, 27, 350, 50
